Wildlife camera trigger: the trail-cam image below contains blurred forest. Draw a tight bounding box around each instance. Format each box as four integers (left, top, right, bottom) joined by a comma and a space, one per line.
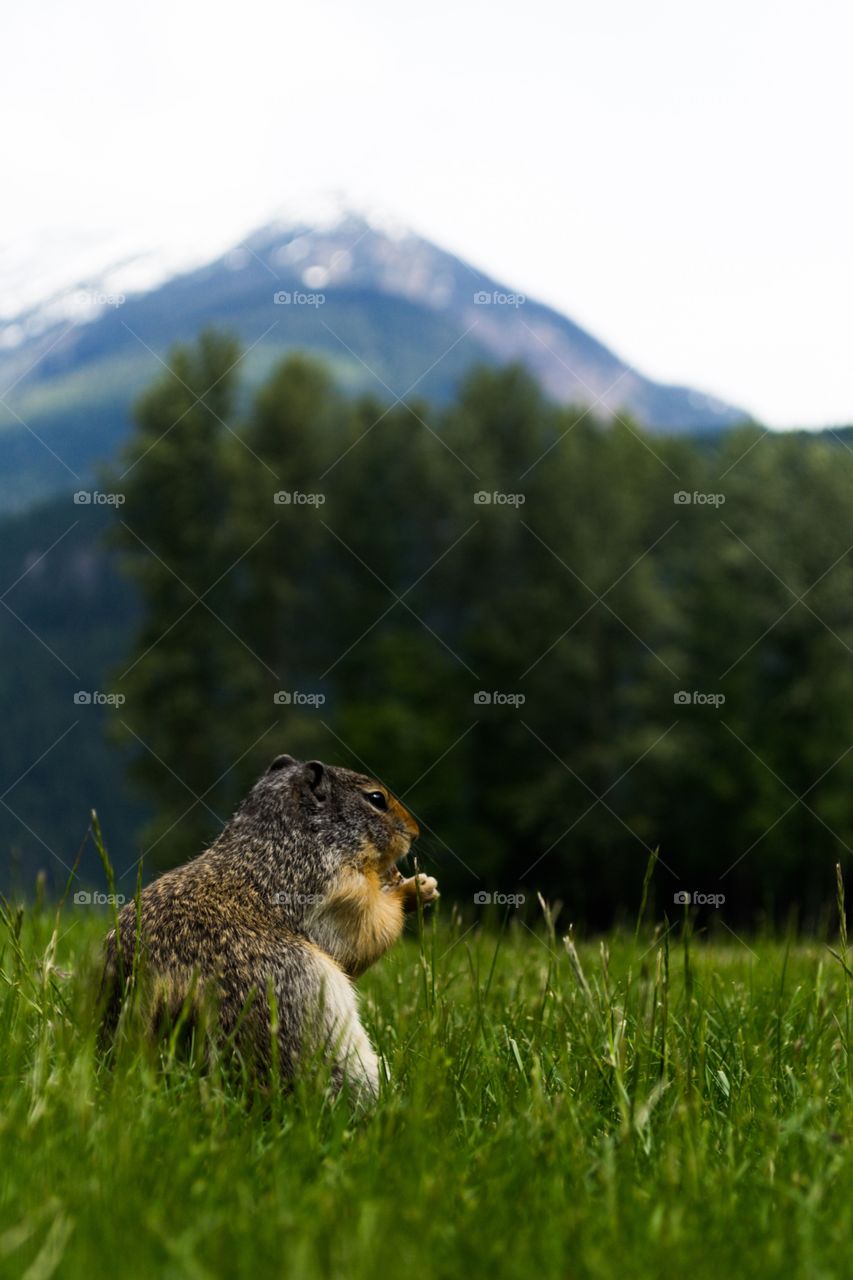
3, 331, 853, 926
103, 332, 853, 926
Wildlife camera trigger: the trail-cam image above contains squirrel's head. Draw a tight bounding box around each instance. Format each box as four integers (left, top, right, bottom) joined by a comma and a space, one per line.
233, 753, 420, 883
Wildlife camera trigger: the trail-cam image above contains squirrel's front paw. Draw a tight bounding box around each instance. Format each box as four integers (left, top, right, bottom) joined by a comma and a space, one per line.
400, 873, 439, 910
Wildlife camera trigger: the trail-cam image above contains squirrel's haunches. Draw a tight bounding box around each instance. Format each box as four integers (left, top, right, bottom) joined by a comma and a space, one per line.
101, 755, 439, 1100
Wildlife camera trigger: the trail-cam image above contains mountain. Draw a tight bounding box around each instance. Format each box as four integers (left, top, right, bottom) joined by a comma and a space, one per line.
0, 213, 748, 513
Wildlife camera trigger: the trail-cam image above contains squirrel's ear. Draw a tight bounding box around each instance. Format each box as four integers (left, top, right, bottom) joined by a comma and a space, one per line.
302, 760, 327, 802
267, 754, 297, 773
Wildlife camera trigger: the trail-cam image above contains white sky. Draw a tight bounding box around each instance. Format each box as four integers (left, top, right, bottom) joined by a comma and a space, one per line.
1, 0, 851, 427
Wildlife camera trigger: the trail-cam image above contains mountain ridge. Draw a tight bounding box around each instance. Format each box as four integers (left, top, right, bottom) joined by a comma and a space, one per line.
0, 212, 749, 514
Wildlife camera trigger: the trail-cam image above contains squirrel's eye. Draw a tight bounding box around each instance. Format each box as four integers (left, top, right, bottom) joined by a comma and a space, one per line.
365, 790, 388, 811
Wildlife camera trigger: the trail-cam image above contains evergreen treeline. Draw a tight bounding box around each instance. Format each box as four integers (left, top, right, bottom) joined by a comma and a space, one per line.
111, 332, 853, 925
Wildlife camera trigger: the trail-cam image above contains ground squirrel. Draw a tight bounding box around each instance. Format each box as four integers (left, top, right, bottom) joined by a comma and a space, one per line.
101, 754, 438, 1099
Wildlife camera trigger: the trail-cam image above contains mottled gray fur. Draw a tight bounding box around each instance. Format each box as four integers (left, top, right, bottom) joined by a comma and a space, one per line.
101, 754, 438, 1099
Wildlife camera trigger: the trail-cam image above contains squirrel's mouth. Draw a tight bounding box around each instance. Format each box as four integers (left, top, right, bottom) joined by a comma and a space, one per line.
380, 837, 415, 883
369, 826, 417, 882
380, 845, 406, 879
362, 838, 408, 882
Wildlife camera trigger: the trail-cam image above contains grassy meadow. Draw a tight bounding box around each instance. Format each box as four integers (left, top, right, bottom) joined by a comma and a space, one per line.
2, 889, 853, 1280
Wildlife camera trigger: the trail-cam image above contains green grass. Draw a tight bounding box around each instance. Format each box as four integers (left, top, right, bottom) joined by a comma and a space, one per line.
2, 891, 853, 1280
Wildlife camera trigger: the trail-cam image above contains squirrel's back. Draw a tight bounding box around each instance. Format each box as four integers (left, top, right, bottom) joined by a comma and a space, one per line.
101, 753, 438, 1098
